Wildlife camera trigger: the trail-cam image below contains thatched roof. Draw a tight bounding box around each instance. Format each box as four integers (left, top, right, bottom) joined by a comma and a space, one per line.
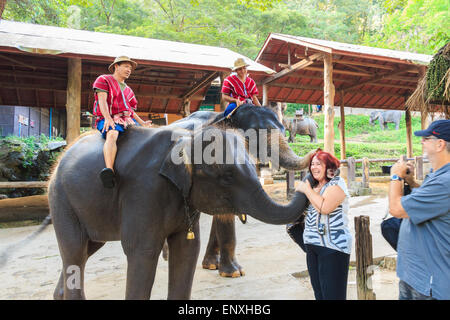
406, 42, 450, 119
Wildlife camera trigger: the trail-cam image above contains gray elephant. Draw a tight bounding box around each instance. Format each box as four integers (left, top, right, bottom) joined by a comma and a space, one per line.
285, 117, 319, 143
166, 104, 314, 277
369, 110, 402, 130
48, 125, 309, 299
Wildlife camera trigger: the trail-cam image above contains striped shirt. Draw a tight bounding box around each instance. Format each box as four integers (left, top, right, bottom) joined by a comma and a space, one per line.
221, 74, 258, 102
303, 176, 352, 254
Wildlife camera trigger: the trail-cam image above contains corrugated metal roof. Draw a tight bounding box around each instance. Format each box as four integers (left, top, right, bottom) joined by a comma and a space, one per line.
257, 33, 432, 64
0, 20, 274, 74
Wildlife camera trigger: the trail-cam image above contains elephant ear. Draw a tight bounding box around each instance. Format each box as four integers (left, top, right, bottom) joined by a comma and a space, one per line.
159, 136, 193, 198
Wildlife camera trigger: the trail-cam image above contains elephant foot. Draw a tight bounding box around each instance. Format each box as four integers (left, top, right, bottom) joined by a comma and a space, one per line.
202, 254, 219, 270
218, 259, 245, 278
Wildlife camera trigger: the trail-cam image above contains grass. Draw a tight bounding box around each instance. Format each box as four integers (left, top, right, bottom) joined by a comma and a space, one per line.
286, 113, 424, 173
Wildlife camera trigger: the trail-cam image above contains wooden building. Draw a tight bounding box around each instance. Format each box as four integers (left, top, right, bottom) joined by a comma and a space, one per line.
0, 20, 273, 143
255, 33, 433, 158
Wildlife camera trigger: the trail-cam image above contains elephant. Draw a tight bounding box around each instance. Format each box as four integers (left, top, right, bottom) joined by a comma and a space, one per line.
165, 104, 314, 277
369, 110, 402, 130
285, 117, 319, 143
48, 125, 309, 299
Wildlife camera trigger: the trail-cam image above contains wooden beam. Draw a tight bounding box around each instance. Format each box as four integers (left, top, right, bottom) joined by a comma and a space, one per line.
323, 53, 335, 155
181, 71, 219, 100
262, 84, 268, 106
355, 215, 376, 300
263, 52, 323, 85
219, 72, 229, 111
339, 92, 346, 160
66, 58, 82, 144
0, 54, 37, 70
405, 108, 413, 158
333, 58, 396, 71
342, 67, 419, 91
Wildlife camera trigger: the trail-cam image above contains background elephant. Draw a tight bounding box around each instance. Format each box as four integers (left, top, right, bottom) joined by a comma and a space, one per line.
285, 117, 319, 143
369, 110, 402, 130
167, 104, 314, 277
48, 125, 309, 299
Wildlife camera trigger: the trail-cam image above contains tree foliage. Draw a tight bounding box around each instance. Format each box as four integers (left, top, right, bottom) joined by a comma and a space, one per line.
3, 0, 448, 58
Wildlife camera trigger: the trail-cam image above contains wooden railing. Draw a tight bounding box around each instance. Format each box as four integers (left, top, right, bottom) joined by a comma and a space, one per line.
0, 181, 49, 189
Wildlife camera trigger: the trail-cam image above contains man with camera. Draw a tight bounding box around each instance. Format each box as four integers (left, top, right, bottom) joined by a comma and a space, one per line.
389, 119, 450, 300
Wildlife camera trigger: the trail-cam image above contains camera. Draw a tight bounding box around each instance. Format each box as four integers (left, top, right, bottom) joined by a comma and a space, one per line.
317, 223, 326, 235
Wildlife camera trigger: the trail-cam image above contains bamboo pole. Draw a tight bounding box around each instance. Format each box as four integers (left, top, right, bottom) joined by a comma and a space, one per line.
323, 53, 335, 155
262, 84, 268, 106
66, 58, 82, 144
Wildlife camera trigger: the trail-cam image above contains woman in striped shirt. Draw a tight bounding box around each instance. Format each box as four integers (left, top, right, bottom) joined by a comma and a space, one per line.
295, 150, 352, 300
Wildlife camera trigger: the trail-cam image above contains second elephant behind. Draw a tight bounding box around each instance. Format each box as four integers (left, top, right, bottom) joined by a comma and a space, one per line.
285, 117, 319, 143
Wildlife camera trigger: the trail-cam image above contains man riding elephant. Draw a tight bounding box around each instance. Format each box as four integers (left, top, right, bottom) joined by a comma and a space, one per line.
222, 58, 261, 118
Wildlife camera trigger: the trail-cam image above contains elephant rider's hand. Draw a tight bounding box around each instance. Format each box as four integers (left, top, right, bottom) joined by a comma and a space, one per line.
391, 158, 408, 179
124, 116, 136, 127
142, 120, 153, 128
102, 117, 116, 133
236, 99, 244, 107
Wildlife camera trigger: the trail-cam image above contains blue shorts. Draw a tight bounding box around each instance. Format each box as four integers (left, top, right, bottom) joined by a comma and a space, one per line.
96, 118, 137, 139
224, 103, 237, 117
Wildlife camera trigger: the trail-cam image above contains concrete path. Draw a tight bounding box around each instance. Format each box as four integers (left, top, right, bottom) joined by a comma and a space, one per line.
0, 192, 398, 300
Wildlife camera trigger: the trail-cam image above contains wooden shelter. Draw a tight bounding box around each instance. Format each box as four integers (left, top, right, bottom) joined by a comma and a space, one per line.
0, 20, 273, 143
255, 33, 432, 158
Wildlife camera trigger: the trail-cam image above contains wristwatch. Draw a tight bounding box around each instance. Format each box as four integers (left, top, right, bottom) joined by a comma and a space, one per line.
390, 174, 403, 182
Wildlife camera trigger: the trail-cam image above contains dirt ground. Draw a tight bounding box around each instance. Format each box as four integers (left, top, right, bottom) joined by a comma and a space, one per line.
0, 181, 399, 300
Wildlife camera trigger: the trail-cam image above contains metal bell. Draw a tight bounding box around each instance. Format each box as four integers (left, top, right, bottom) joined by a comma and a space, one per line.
186, 230, 195, 240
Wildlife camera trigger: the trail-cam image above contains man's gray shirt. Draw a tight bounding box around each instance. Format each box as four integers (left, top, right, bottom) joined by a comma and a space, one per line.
398, 162, 450, 299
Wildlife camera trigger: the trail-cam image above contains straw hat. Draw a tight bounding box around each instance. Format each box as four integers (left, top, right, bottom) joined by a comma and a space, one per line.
232, 58, 250, 71
108, 56, 138, 73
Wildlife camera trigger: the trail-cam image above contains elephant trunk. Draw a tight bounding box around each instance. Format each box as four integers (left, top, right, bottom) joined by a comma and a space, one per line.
240, 185, 308, 225
275, 133, 314, 171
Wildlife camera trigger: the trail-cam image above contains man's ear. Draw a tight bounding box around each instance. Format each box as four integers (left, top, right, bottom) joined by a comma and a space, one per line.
159, 137, 193, 198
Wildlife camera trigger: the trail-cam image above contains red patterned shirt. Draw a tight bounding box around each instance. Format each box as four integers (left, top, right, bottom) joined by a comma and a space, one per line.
92, 74, 137, 124
221, 74, 258, 102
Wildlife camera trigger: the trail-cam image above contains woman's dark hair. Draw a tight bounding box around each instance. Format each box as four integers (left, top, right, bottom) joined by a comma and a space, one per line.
308, 148, 341, 183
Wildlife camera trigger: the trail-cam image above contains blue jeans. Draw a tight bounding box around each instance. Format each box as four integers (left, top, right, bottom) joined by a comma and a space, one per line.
305, 244, 350, 300
399, 280, 436, 300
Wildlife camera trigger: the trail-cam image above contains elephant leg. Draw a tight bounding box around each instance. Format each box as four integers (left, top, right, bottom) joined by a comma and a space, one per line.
123, 238, 165, 300
51, 200, 90, 300
167, 222, 201, 299
202, 217, 220, 270
216, 214, 244, 278
53, 240, 105, 300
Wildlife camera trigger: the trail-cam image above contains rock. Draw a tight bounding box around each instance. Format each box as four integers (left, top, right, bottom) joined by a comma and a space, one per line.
47, 141, 67, 151
0, 194, 8, 200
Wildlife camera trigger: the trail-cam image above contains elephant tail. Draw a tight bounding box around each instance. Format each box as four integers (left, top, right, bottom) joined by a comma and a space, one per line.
0, 215, 52, 269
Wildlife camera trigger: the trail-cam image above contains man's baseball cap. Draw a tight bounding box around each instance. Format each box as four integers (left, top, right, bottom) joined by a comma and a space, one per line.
414, 119, 450, 142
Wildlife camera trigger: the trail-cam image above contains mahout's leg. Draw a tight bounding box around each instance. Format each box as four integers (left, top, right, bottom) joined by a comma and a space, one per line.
167, 222, 201, 299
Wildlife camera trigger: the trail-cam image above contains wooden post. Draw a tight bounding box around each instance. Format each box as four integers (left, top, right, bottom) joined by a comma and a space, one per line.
415, 156, 424, 180
339, 92, 346, 160
405, 109, 413, 158
347, 157, 356, 187
354, 215, 376, 300
66, 58, 82, 144
362, 157, 370, 188
286, 170, 295, 200
181, 99, 191, 118
323, 53, 335, 155
262, 84, 268, 106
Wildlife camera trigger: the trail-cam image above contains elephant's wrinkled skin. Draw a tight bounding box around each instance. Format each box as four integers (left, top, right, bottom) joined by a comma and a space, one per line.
49, 126, 309, 299
167, 105, 314, 277
369, 110, 402, 130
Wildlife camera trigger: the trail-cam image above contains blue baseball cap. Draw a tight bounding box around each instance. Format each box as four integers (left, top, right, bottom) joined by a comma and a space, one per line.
414, 119, 450, 142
